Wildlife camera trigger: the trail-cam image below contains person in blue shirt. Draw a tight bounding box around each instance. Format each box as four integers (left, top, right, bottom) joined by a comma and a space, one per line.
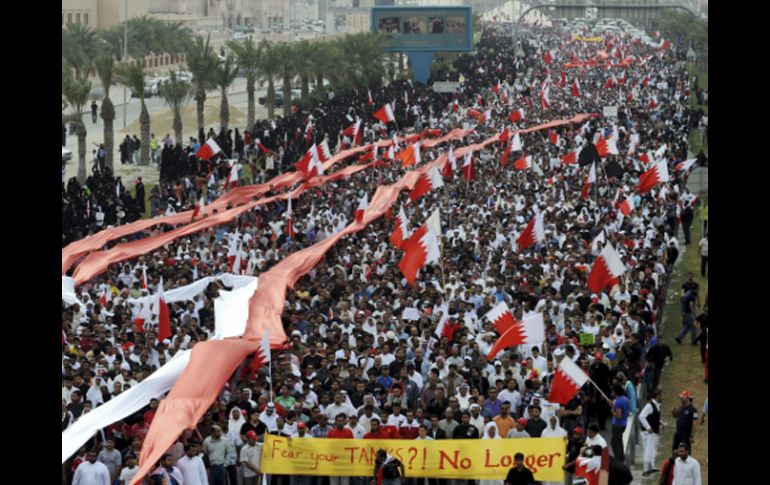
611, 383, 630, 463
483, 388, 503, 418
376, 366, 394, 389
676, 286, 699, 344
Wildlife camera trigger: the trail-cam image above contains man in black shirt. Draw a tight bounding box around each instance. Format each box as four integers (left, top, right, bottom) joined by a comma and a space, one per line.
694, 307, 708, 365
524, 405, 547, 437
504, 453, 537, 485
671, 390, 698, 451
676, 286, 698, 345
452, 411, 479, 439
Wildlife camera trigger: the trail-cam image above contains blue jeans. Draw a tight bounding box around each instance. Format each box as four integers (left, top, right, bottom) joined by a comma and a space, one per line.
677, 313, 697, 343
210, 464, 228, 485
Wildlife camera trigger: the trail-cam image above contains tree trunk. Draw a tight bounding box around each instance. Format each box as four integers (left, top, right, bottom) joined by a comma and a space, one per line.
173, 110, 183, 146
101, 96, 115, 172
267, 80, 275, 120
220, 86, 229, 131
246, 81, 255, 130
282, 72, 292, 118
301, 75, 309, 99
139, 101, 150, 165
316, 74, 323, 93
196, 90, 206, 133
76, 118, 87, 183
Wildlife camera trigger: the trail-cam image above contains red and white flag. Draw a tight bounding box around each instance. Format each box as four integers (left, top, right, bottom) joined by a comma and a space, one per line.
367, 89, 374, 106
386, 145, 396, 161
442, 145, 456, 177
676, 158, 698, 172
581, 162, 596, 200
224, 161, 240, 190
156, 278, 172, 341
548, 355, 590, 405
508, 109, 524, 123
390, 205, 411, 249
514, 153, 532, 171
486, 312, 546, 360
571, 78, 581, 97
398, 212, 441, 285
648, 95, 658, 109
196, 138, 222, 161
373, 103, 395, 124
435, 313, 461, 342
397, 142, 421, 168
548, 130, 560, 145
562, 147, 582, 165
409, 166, 444, 202
255, 138, 270, 155
485, 301, 518, 335
587, 243, 625, 293
100, 288, 108, 307
452, 99, 460, 112
639, 150, 655, 166
355, 194, 368, 223
286, 197, 295, 238
619, 196, 635, 216
318, 139, 332, 162
500, 142, 513, 168
462, 152, 474, 181
511, 132, 523, 152
637, 160, 669, 194
141, 266, 148, 290
492, 81, 501, 94
516, 210, 545, 252
190, 195, 206, 221
341, 120, 363, 146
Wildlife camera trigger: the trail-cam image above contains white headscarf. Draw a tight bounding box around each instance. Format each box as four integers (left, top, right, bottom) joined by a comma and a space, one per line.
229, 407, 246, 439
541, 416, 567, 438
482, 422, 501, 440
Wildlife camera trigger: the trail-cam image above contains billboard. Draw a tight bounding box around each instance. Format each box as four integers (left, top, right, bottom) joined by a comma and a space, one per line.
371, 6, 473, 52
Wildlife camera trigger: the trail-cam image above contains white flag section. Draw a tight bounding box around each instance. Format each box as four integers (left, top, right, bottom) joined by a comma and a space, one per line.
426, 208, 442, 240
125, 274, 256, 307
62, 349, 192, 462
521, 312, 546, 343
61, 276, 85, 308
63, 275, 259, 463
261, 327, 271, 364
212, 278, 260, 340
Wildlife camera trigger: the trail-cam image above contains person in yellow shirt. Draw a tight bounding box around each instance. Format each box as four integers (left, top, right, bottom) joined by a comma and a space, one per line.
493, 401, 516, 438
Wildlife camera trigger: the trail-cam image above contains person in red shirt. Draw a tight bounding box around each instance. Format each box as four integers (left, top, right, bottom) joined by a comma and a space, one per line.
398, 410, 420, 440
363, 418, 390, 439
327, 413, 354, 439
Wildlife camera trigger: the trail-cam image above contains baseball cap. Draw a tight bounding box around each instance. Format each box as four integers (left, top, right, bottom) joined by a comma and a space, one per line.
517, 418, 528, 426
297, 422, 306, 429
246, 430, 258, 439
679, 390, 693, 398
574, 427, 584, 434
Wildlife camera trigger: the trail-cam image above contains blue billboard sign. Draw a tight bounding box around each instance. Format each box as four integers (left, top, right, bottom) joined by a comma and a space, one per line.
371, 6, 473, 52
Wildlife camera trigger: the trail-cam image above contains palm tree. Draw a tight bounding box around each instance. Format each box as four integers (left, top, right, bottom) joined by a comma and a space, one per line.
115, 62, 151, 165
228, 37, 262, 130
292, 40, 314, 100
214, 56, 239, 131
159, 71, 193, 144
62, 24, 99, 80
274, 43, 297, 118
62, 72, 92, 183
257, 40, 281, 120
186, 36, 218, 137
94, 52, 116, 171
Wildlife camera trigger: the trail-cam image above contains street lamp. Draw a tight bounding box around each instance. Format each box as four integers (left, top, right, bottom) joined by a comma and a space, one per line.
123, 0, 128, 128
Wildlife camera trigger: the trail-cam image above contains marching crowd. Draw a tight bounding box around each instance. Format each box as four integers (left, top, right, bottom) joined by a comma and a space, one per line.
63, 21, 707, 485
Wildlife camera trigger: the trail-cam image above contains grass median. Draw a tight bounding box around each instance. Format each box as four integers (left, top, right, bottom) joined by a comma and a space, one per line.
655, 207, 708, 484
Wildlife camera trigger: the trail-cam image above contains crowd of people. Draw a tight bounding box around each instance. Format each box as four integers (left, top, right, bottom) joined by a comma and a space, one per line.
63, 20, 707, 485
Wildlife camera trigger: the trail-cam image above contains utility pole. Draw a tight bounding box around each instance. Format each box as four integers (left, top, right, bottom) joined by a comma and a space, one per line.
123, 0, 128, 129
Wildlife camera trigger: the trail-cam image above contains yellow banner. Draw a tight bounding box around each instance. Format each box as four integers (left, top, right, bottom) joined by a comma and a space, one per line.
575, 35, 605, 42
261, 435, 566, 481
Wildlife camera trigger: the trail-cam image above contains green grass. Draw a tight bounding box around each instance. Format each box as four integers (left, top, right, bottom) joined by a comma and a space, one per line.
688, 64, 708, 155
656, 207, 708, 484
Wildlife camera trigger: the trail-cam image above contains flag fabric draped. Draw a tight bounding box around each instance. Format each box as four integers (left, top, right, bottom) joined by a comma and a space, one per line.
587, 243, 625, 293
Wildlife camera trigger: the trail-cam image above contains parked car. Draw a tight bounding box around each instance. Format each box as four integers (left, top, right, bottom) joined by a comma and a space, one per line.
258, 89, 302, 107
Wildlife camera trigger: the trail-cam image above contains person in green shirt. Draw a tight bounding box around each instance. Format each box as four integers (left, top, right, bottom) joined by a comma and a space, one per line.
275, 384, 297, 410
150, 134, 159, 164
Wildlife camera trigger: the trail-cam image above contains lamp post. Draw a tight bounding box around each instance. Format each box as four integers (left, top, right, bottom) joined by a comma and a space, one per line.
123, 0, 128, 128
